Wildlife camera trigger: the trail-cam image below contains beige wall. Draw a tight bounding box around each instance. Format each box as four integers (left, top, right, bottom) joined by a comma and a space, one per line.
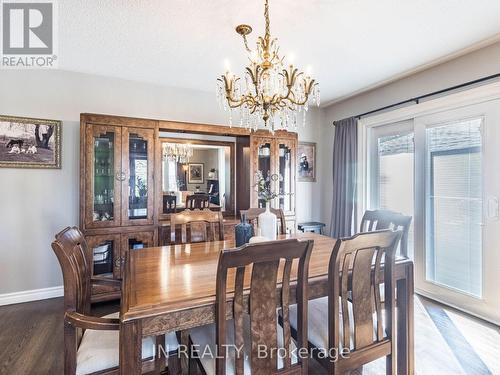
0, 69, 323, 298
320, 41, 500, 232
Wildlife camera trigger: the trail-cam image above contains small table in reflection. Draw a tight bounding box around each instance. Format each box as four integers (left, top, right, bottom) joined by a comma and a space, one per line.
298, 221, 326, 234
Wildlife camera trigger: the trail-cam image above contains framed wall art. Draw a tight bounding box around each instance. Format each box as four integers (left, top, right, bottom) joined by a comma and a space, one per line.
0, 115, 61, 169
188, 163, 204, 184
297, 141, 316, 182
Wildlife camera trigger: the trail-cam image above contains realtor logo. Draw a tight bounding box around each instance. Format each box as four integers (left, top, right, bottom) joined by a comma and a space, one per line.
1, 0, 58, 68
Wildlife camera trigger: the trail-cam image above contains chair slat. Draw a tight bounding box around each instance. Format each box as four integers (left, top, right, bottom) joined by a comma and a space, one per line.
352, 247, 377, 349
233, 267, 245, 375
210, 222, 216, 242
250, 261, 280, 373
373, 249, 385, 341
181, 224, 187, 244
340, 252, 351, 350
281, 259, 293, 369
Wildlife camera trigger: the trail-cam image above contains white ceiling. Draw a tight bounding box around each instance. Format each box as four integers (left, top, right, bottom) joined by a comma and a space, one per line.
59, 0, 500, 105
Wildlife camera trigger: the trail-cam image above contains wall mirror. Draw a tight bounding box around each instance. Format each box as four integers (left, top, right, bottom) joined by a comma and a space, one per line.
160, 134, 235, 217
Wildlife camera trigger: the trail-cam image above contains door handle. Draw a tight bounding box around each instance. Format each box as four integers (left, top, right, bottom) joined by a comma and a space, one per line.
487, 196, 499, 221
114, 256, 125, 268
115, 171, 126, 181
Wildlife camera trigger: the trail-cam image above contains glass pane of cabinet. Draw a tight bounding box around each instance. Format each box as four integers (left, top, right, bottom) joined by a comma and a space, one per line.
127, 133, 149, 220
93, 132, 116, 222
90, 239, 115, 277
257, 142, 272, 208
278, 143, 293, 212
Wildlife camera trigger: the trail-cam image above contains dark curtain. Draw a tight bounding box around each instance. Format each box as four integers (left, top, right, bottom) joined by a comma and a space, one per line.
330, 117, 358, 238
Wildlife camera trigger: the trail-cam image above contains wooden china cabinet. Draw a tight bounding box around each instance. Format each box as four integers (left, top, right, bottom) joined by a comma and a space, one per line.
80, 114, 299, 301
249, 130, 297, 233
80, 114, 158, 302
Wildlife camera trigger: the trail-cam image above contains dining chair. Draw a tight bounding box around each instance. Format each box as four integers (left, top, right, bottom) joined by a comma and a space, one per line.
163, 194, 177, 214
189, 238, 314, 375
360, 209, 412, 258
170, 209, 224, 244
186, 194, 211, 210
288, 229, 402, 374
240, 207, 287, 235
51, 226, 179, 375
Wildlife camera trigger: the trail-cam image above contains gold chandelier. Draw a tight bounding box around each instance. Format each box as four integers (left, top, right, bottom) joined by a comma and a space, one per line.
216, 0, 320, 132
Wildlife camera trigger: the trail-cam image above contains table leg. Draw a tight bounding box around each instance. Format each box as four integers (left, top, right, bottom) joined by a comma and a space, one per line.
119, 320, 142, 375
396, 262, 414, 375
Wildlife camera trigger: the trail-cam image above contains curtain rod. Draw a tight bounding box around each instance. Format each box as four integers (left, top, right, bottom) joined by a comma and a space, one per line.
333, 72, 500, 124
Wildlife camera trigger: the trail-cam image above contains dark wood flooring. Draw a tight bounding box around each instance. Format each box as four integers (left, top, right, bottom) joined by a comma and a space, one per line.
0, 296, 498, 374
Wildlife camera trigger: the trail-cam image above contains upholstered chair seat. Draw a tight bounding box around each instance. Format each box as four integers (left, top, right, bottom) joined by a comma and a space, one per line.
190, 314, 297, 375
76, 312, 179, 375
288, 297, 379, 352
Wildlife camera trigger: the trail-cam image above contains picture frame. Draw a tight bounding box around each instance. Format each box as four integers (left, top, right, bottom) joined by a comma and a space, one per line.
297, 141, 316, 182
0, 115, 61, 169
188, 163, 204, 184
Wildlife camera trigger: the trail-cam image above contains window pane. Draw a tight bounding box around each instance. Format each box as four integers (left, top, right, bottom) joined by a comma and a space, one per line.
377, 132, 415, 258
426, 118, 482, 297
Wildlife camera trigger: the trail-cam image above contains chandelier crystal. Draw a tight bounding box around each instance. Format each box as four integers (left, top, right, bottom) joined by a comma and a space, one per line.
216, 0, 320, 132
162, 143, 193, 164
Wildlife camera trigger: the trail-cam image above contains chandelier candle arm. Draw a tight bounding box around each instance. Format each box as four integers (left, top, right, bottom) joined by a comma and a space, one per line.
216, 0, 320, 132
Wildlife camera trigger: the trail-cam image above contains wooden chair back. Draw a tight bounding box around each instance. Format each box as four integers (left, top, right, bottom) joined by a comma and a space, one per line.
52, 226, 91, 316
328, 230, 402, 374
163, 194, 177, 213
240, 207, 287, 235
170, 209, 224, 244
51, 227, 93, 374
216, 238, 314, 375
186, 194, 210, 210
360, 209, 412, 257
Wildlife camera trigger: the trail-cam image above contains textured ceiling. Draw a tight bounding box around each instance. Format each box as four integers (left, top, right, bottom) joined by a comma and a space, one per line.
58, 0, 500, 105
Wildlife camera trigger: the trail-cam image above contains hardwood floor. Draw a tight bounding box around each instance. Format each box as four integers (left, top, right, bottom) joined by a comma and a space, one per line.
0, 295, 498, 374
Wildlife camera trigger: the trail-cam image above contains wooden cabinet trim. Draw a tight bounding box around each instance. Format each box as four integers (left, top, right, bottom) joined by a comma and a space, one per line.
81, 113, 158, 129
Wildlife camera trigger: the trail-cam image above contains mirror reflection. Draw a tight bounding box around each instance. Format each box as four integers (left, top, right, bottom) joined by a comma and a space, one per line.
162, 140, 232, 214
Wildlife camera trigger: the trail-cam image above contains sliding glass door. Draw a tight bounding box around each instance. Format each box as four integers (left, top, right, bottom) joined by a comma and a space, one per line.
368, 101, 500, 324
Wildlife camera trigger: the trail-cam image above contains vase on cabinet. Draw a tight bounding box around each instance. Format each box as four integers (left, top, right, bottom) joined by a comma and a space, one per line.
259, 202, 277, 240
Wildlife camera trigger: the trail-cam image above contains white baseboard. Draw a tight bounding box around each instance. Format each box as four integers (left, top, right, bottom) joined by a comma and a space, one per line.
0, 286, 64, 306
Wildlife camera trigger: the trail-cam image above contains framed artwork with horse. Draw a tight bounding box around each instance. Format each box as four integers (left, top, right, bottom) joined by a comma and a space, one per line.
0, 115, 61, 169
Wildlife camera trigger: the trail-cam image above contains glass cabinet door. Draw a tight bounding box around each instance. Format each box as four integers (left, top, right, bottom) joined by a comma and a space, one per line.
122, 128, 154, 225
256, 140, 273, 208
277, 142, 295, 213
85, 126, 122, 228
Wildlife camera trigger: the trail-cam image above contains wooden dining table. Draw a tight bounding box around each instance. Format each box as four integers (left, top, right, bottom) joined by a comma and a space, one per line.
118, 232, 414, 375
